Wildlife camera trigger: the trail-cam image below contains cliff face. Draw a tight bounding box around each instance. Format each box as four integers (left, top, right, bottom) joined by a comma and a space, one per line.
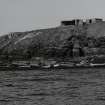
0, 21, 105, 59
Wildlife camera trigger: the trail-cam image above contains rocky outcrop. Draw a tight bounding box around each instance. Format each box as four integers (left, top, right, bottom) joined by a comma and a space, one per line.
0, 22, 105, 60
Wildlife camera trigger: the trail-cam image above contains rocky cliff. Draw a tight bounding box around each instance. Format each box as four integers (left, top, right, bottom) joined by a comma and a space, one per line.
0, 21, 105, 60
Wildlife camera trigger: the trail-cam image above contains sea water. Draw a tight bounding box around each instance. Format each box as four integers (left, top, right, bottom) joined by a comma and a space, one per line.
0, 68, 105, 105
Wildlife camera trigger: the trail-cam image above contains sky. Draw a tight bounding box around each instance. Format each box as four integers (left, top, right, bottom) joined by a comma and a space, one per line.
0, 0, 105, 35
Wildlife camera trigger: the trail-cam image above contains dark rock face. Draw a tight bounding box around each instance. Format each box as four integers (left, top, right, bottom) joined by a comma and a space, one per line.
0, 22, 105, 59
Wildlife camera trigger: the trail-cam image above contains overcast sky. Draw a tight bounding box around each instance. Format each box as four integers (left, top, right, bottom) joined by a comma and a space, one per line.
0, 0, 105, 35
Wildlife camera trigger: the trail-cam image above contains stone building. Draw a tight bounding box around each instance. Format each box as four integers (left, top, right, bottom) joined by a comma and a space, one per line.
86, 18, 103, 24
75, 19, 83, 26
61, 18, 103, 26
61, 19, 83, 26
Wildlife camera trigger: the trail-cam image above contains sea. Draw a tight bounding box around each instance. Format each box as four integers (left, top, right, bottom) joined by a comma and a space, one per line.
0, 68, 105, 105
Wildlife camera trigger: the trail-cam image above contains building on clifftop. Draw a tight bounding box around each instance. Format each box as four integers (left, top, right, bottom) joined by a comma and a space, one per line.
86, 18, 103, 24
61, 19, 84, 26
61, 18, 103, 26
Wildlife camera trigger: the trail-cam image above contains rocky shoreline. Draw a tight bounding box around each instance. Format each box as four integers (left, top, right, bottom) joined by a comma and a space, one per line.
0, 55, 105, 70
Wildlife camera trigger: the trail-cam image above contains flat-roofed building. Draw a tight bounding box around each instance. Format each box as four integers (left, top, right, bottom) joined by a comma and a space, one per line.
75, 19, 84, 26
61, 19, 83, 26
61, 20, 75, 26
86, 18, 103, 24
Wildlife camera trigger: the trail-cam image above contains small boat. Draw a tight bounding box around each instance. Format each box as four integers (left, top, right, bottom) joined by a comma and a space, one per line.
18, 65, 31, 68
90, 63, 105, 67
30, 64, 40, 69
42, 65, 51, 69
53, 64, 60, 67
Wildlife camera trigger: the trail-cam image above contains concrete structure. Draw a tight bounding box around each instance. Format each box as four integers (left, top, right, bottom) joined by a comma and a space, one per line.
86, 18, 103, 24
61, 19, 83, 26
75, 19, 84, 26
61, 18, 103, 26
61, 20, 75, 26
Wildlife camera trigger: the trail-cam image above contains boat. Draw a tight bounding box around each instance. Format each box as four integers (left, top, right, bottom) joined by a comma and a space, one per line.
53, 64, 60, 67
89, 63, 105, 68
18, 65, 31, 69
42, 65, 51, 69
